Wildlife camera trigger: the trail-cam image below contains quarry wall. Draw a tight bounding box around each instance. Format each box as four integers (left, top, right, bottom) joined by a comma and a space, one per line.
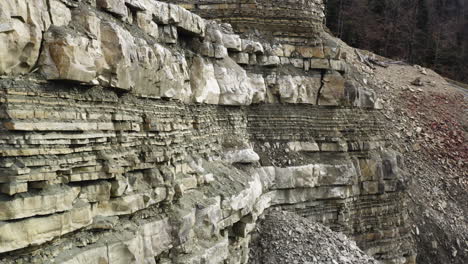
0, 0, 415, 263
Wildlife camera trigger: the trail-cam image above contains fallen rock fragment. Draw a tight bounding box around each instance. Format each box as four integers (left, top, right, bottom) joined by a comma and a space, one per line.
411, 77, 424, 86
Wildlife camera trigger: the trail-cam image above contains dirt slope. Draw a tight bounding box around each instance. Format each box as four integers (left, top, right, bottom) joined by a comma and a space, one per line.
337, 49, 467, 264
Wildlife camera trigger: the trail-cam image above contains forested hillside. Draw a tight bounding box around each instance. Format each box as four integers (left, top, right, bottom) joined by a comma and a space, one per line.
325, 0, 468, 83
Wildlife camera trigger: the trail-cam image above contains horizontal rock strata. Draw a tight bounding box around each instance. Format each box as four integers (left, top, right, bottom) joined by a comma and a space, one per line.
161, 0, 326, 43
0, 0, 414, 264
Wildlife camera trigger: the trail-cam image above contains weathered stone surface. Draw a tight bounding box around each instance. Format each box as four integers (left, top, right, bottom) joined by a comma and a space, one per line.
271, 162, 357, 190
151, 44, 191, 100
139, 218, 173, 256
258, 55, 280, 66
242, 39, 264, 54
249, 73, 267, 103
214, 57, 253, 105
99, 21, 136, 90
151, 1, 170, 24
97, 0, 127, 18
205, 22, 223, 44
95, 189, 167, 216
79, 181, 112, 202
135, 10, 159, 39
160, 24, 177, 43
272, 186, 356, 204
0, 185, 80, 220
0, 182, 28, 195
125, 0, 148, 11
110, 175, 129, 197
318, 70, 346, 106
40, 27, 98, 83
222, 33, 242, 51
221, 173, 263, 216
176, 6, 205, 36
344, 80, 380, 109
72, 7, 101, 38
0, 1, 414, 263
56, 244, 110, 264
232, 52, 249, 64
287, 141, 320, 152
49, 0, 72, 27
0, 203, 93, 253
0, 0, 50, 75
274, 165, 319, 189
271, 75, 321, 104
214, 44, 228, 59
224, 149, 260, 164
310, 58, 331, 69
166, 0, 325, 41
106, 232, 145, 264
39, 14, 191, 99
296, 45, 325, 58
190, 56, 220, 104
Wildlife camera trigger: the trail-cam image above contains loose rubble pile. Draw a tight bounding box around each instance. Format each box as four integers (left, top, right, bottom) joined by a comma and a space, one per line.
406, 92, 466, 172
249, 209, 380, 264
373, 65, 468, 264
341, 46, 468, 263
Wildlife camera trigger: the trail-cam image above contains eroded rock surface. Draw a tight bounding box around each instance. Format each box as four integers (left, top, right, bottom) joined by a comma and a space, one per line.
0, 1, 416, 264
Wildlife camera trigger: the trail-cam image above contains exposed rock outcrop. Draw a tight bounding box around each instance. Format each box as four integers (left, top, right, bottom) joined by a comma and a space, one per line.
0, 1, 416, 264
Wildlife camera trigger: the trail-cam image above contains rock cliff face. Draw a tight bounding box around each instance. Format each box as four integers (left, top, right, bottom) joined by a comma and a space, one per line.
0, 0, 415, 263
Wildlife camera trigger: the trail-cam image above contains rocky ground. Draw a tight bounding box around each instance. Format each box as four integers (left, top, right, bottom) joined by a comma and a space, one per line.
248, 209, 380, 264
356, 52, 468, 263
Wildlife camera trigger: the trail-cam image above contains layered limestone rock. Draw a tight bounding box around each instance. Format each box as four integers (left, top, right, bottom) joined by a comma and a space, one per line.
0, 1, 414, 264
160, 0, 326, 43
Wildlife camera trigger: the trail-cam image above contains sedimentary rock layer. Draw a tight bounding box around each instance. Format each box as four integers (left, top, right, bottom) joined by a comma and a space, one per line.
0, 0, 413, 263
160, 0, 326, 43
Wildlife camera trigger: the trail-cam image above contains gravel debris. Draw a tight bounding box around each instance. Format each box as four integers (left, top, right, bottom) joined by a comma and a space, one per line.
249, 210, 381, 264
